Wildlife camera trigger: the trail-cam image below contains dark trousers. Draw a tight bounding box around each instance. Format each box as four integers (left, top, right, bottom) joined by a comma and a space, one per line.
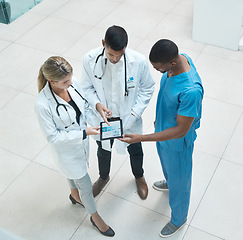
96, 140, 144, 180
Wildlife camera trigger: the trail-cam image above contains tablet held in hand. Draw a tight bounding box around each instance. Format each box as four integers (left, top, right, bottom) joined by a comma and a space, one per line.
100, 118, 123, 140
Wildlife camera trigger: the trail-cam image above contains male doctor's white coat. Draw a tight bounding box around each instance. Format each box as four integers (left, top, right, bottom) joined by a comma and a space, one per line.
81, 47, 155, 150
35, 79, 97, 180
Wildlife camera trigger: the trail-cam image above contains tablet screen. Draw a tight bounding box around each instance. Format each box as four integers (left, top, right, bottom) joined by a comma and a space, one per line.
100, 119, 123, 140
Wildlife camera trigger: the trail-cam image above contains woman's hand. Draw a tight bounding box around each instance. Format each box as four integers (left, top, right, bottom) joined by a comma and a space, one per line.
85, 126, 100, 136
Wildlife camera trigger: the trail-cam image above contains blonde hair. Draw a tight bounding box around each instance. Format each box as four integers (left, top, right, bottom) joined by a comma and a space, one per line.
38, 56, 73, 93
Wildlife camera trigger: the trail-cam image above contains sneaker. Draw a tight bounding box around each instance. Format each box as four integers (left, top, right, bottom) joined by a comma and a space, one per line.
153, 180, 168, 191
160, 221, 186, 238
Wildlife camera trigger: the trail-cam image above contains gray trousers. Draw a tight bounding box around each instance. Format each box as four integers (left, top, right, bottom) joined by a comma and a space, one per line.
68, 173, 96, 214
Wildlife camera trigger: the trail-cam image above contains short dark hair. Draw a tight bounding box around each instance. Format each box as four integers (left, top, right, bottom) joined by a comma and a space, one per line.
149, 39, 178, 64
104, 25, 128, 51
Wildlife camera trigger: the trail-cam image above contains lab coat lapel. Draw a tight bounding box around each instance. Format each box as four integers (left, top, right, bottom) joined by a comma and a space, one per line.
119, 62, 125, 118
89, 50, 107, 107
119, 51, 134, 118
68, 85, 85, 114
94, 78, 106, 106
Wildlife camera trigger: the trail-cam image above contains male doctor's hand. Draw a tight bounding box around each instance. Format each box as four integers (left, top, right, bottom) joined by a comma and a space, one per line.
119, 134, 141, 144
96, 103, 112, 126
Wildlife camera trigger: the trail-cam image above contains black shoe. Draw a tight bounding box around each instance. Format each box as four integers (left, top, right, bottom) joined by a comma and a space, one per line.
90, 216, 115, 237
69, 194, 84, 208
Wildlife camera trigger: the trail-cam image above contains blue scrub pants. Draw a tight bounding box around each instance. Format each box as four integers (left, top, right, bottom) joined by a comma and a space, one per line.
156, 143, 194, 226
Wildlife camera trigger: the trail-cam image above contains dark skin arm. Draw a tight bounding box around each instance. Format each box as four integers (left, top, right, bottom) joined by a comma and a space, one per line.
119, 114, 194, 144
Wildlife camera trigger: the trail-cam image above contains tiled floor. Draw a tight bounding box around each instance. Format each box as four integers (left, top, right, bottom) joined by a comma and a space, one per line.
0, 0, 243, 240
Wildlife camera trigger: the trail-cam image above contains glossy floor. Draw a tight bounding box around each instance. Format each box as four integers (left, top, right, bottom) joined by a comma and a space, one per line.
0, 0, 44, 24
0, 0, 243, 239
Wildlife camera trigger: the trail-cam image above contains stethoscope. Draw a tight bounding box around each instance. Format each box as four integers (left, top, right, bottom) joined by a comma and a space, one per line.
93, 48, 128, 96
49, 82, 88, 129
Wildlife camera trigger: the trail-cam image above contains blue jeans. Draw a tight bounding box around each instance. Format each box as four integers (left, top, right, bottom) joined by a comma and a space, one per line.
96, 140, 144, 180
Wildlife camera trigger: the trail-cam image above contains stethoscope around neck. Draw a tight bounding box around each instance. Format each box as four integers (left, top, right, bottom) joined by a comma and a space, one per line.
49, 82, 87, 129
93, 48, 128, 96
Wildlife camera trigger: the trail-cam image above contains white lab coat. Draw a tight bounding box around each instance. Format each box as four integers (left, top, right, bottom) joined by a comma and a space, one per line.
35, 79, 97, 179
81, 47, 155, 151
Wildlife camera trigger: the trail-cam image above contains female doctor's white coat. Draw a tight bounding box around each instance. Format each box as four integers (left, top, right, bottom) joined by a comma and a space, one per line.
35, 79, 97, 180
81, 47, 155, 146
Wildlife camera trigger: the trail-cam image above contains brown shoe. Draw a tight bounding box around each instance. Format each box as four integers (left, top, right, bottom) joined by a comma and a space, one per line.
135, 176, 148, 200
92, 176, 110, 197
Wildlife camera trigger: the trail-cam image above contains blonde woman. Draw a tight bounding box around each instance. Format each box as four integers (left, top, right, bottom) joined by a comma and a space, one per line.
35, 56, 115, 237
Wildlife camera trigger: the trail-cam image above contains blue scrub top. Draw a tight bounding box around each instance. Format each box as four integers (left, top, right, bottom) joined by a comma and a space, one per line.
155, 54, 204, 151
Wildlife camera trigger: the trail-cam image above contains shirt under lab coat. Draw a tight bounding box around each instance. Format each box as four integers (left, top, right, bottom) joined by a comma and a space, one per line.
81, 46, 155, 151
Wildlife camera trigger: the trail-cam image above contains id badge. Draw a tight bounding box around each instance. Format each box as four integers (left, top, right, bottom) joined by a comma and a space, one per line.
127, 77, 135, 89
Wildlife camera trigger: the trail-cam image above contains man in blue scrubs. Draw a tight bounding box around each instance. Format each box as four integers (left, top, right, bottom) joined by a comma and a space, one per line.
120, 39, 204, 238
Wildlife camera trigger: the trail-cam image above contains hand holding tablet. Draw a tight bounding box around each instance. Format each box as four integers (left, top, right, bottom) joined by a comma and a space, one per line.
100, 118, 123, 140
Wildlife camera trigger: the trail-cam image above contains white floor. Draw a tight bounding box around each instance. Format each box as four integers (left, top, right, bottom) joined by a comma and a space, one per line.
1, 0, 243, 240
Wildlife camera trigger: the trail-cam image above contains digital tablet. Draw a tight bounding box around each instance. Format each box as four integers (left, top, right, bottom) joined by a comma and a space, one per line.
100, 119, 123, 140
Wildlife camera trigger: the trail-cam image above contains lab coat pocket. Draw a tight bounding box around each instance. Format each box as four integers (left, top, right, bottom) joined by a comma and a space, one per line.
124, 114, 137, 131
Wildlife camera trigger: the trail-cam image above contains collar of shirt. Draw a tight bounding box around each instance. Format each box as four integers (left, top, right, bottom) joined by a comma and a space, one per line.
103, 53, 125, 67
